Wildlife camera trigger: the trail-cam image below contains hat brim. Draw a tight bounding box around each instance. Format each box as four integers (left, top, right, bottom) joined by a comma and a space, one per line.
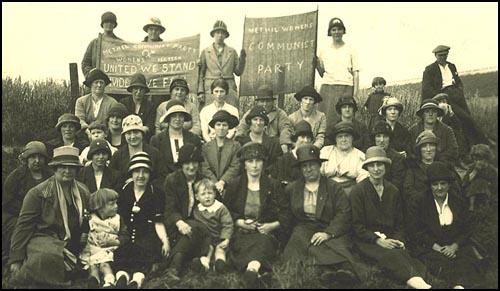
127, 84, 150, 93
362, 157, 392, 170
255, 96, 277, 101
128, 163, 152, 173
48, 161, 83, 168
83, 75, 111, 87
209, 116, 239, 129
335, 102, 358, 114
380, 104, 403, 116
87, 147, 112, 160
143, 24, 165, 33
291, 131, 314, 142
122, 125, 148, 135
210, 29, 229, 38
293, 158, 328, 167
416, 106, 444, 117
161, 110, 192, 123
294, 93, 322, 104
330, 129, 359, 143
55, 120, 82, 131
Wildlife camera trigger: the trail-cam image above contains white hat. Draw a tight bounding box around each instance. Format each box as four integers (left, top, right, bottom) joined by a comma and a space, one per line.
122, 114, 148, 135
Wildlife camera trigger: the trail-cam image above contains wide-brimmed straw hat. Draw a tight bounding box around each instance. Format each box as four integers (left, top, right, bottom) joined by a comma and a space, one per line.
362, 146, 392, 170
48, 146, 83, 168
143, 17, 165, 33
378, 96, 403, 116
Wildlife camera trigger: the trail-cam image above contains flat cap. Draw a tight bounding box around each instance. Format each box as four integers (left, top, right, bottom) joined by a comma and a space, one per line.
432, 45, 450, 54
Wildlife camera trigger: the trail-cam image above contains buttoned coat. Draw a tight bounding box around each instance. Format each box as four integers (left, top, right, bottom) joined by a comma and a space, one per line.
198, 44, 243, 93
201, 138, 241, 183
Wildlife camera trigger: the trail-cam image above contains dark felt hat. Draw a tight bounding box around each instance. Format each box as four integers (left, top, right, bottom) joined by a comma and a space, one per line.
87, 138, 111, 160
48, 146, 83, 168
169, 78, 189, 94
292, 120, 314, 142
335, 96, 358, 114
210, 20, 230, 38
83, 68, 111, 87
416, 99, 444, 117
294, 144, 327, 166
414, 130, 438, 151
328, 121, 359, 143
245, 105, 269, 126
372, 76, 387, 87
294, 85, 322, 103
55, 113, 81, 131
101, 11, 117, 28
255, 85, 275, 100
371, 120, 393, 139
18, 141, 48, 160
209, 110, 239, 129
432, 45, 450, 54
327, 17, 346, 35
177, 143, 203, 165
127, 73, 150, 93
427, 161, 454, 182
237, 141, 267, 162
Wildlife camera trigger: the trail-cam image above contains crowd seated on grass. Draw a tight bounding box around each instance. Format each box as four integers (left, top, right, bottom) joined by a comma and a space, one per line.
2, 11, 497, 289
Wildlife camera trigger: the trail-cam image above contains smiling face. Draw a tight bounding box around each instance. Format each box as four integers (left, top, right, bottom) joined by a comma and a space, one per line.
91, 150, 109, 168
60, 123, 77, 140
168, 112, 186, 130
196, 184, 217, 207
108, 115, 122, 131
171, 87, 188, 103
54, 165, 78, 183
124, 129, 143, 147
366, 161, 386, 180
335, 132, 353, 151
300, 160, 321, 182
132, 167, 150, 187
300, 96, 315, 112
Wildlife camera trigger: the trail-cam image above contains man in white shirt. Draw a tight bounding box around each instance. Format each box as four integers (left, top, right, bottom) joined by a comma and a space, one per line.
315, 17, 359, 124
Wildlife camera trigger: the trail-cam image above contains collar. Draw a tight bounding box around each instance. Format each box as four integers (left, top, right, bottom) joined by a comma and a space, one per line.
434, 193, 449, 213
197, 199, 223, 213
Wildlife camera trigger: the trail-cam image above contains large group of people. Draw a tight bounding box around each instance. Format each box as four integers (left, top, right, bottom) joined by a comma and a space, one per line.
3, 11, 497, 289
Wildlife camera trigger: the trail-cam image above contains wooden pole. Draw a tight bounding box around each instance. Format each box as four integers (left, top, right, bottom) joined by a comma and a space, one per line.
68, 63, 79, 113
312, 7, 319, 86
277, 65, 285, 109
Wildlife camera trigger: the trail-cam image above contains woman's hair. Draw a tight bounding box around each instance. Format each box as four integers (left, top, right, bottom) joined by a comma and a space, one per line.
88, 188, 119, 212
194, 178, 216, 196
210, 78, 229, 93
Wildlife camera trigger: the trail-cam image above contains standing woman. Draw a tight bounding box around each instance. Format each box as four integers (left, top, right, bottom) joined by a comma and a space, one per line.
2, 141, 52, 265
224, 142, 289, 288
201, 110, 241, 194
106, 102, 128, 148
349, 146, 432, 289
412, 162, 485, 289
114, 152, 170, 288
81, 11, 121, 76
320, 121, 369, 196
198, 20, 246, 108
316, 17, 359, 123
8, 146, 90, 287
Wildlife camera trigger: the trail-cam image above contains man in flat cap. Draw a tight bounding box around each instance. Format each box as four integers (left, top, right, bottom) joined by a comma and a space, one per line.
422, 45, 491, 153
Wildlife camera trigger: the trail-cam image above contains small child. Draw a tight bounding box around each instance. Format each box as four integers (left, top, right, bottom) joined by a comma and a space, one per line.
80, 188, 129, 288
463, 144, 498, 211
364, 77, 390, 130
80, 122, 118, 165
190, 178, 234, 273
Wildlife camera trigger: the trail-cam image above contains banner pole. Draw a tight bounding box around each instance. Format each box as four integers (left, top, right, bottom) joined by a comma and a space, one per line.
312, 7, 319, 86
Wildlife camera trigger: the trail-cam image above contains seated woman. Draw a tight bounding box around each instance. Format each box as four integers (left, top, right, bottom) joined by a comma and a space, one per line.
413, 161, 485, 288
370, 120, 407, 191
2, 141, 52, 266
105, 102, 128, 148
283, 144, 368, 285
320, 121, 369, 196
46, 113, 90, 157
163, 144, 209, 278
462, 144, 498, 211
288, 85, 327, 149
8, 146, 90, 287
79, 122, 117, 166
350, 146, 432, 289
224, 142, 289, 288
77, 138, 120, 193
269, 120, 314, 186
114, 152, 170, 289
378, 96, 411, 157
201, 110, 241, 194
235, 105, 282, 170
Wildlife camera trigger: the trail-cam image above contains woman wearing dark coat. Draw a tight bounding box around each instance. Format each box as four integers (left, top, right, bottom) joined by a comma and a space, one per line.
412, 162, 485, 288
378, 97, 411, 156
224, 142, 289, 288
283, 144, 368, 284
350, 146, 431, 289
46, 113, 90, 158
163, 144, 209, 278
2, 141, 52, 266
8, 146, 90, 287
114, 152, 169, 288
76, 139, 120, 193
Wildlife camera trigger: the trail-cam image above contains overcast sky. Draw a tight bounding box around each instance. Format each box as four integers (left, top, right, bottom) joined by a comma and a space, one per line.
2, 2, 498, 88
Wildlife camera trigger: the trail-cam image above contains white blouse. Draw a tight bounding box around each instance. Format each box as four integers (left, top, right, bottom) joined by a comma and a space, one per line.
320, 145, 369, 183
434, 194, 454, 226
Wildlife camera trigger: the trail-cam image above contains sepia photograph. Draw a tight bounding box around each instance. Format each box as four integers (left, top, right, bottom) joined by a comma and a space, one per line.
2, 2, 498, 289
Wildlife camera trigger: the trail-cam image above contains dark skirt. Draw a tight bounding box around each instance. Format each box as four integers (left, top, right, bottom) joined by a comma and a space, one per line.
419, 245, 483, 288
228, 229, 279, 271
318, 84, 353, 126
355, 241, 426, 282
114, 232, 162, 274
170, 219, 211, 259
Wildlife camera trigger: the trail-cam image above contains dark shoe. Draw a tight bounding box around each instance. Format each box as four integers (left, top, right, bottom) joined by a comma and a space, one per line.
87, 276, 100, 289
242, 270, 259, 288
214, 259, 228, 273
190, 257, 205, 273
127, 281, 138, 289
116, 275, 128, 289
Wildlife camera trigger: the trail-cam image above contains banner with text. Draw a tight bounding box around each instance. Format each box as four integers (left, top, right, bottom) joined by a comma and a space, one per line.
99, 34, 200, 95
239, 11, 318, 96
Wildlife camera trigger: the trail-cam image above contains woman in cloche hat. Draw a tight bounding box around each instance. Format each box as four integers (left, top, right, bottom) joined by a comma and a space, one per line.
143, 17, 166, 42
9, 146, 90, 287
